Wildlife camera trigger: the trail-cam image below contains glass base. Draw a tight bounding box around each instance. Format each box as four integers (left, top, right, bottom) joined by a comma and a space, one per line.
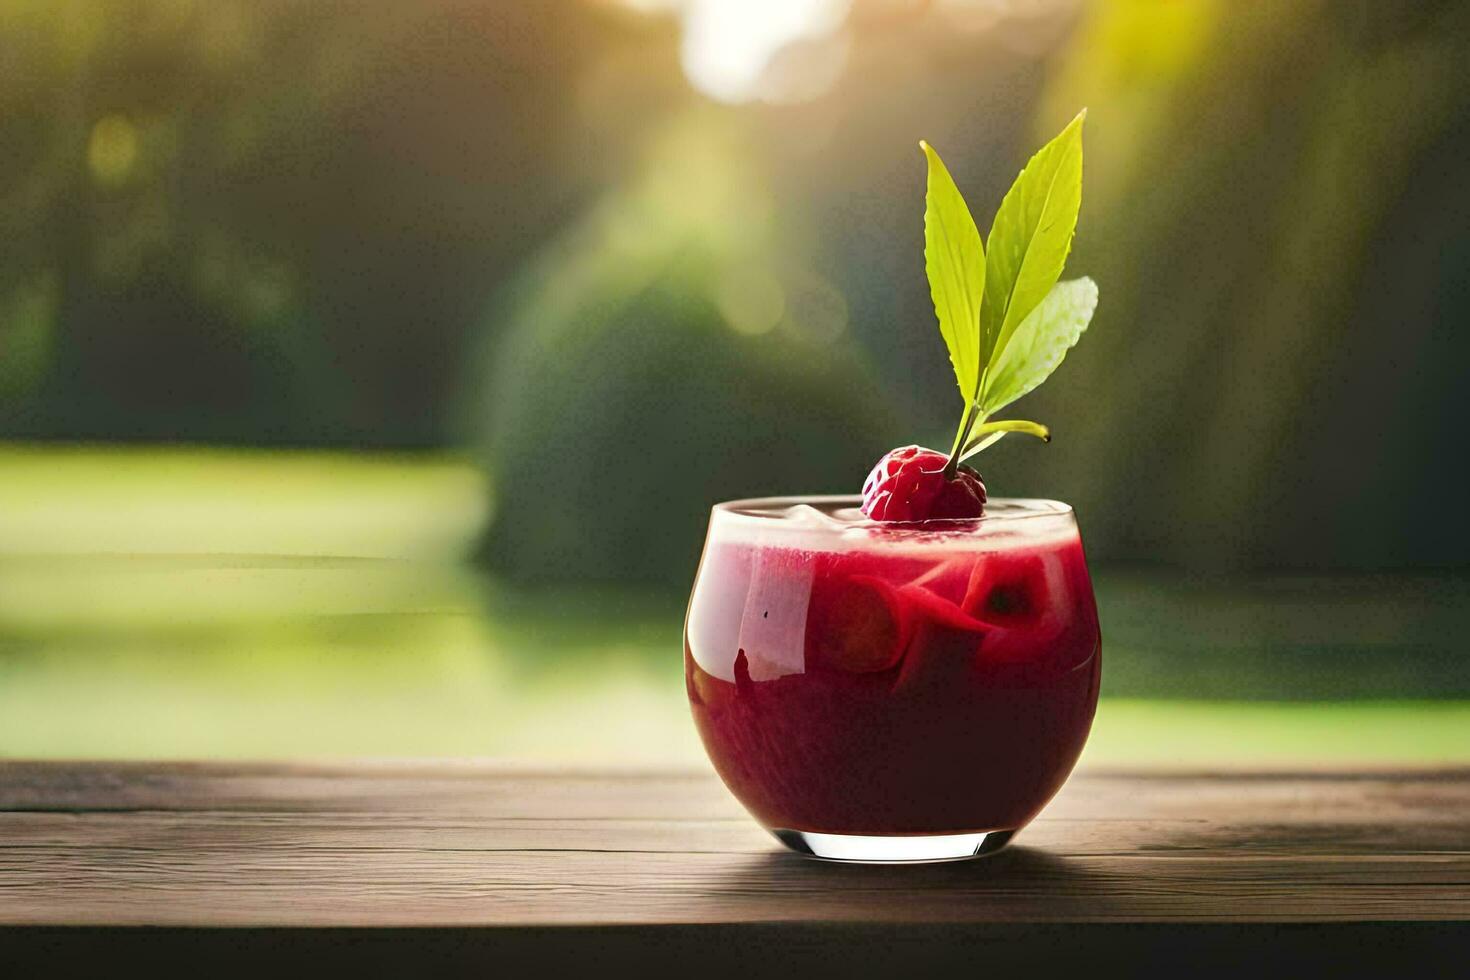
771, 828, 1016, 864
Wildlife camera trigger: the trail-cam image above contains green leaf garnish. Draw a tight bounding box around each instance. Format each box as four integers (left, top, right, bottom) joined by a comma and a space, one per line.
960, 428, 1008, 458
918, 113, 1096, 475
920, 141, 986, 412
982, 110, 1086, 376
980, 277, 1097, 416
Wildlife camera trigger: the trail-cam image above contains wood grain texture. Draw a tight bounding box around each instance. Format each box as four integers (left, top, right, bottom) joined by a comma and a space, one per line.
0, 762, 1467, 928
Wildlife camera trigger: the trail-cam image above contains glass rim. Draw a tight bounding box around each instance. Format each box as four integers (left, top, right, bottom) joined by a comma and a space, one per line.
711, 495, 1075, 536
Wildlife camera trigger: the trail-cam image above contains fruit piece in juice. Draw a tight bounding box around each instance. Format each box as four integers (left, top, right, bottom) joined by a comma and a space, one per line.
809, 575, 911, 673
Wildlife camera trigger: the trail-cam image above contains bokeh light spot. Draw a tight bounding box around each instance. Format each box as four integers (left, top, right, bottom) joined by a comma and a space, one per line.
87, 114, 139, 186
716, 267, 786, 336
679, 0, 851, 104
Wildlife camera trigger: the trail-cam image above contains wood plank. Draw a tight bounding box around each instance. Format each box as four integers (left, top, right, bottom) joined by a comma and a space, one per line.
2, 812, 1466, 857
0, 762, 1466, 928
4, 760, 1467, 820
4, 849, 1469, 926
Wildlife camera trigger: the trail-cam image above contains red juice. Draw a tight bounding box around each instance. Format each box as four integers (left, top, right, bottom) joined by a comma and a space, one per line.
685, 497, 1100, 854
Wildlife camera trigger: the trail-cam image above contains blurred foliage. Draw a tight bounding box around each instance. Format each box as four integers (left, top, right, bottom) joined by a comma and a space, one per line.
0, 0, 631, 444
5, 3, 1466, 761
0, 0, 1466, 578
1015, 0, 1470, 571
478, 116, 901, 584
478, 0, 1470, 581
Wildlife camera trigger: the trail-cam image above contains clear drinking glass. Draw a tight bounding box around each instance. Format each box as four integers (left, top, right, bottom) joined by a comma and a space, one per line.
684, 496, 1101, 863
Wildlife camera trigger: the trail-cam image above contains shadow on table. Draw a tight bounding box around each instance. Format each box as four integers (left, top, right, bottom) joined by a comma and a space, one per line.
700, 844, 1122, 921
672, 846, 1461, 975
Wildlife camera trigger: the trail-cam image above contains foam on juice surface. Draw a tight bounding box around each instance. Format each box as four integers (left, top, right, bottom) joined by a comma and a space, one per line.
713, 497, 1078, 557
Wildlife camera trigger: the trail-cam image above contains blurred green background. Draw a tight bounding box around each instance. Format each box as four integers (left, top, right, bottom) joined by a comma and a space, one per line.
1, 0, 1467, 765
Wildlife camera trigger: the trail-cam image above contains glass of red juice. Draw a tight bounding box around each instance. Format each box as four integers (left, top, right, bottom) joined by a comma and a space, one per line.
685, 495, 1101, 863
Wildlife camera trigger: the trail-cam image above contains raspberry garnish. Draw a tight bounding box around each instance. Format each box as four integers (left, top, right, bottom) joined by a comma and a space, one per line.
859, 445, 987, 522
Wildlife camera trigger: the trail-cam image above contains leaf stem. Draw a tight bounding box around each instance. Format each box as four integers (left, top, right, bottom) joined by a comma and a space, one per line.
944, 402, 982, 479
959, 419, 1050, 461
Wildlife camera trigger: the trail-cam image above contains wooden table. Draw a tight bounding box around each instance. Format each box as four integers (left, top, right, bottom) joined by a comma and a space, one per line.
1, 762, 1465, 974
